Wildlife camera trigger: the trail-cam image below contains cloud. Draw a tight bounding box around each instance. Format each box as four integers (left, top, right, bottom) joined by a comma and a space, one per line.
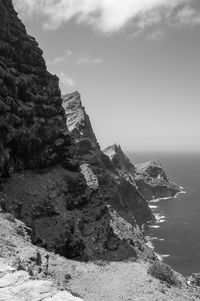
47, 50, 72, 66
76, 54, 103, 64
176, 5, 200, 26
47, 56, 64, 66
56, 71, 76, 88
13, 0, 199, 34
146, 29, 164, 40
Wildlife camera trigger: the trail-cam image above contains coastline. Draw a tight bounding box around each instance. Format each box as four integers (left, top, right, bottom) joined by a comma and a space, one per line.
143, 187, 186, 261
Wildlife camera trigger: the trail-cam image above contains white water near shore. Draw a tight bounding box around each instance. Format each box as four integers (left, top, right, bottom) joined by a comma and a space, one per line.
129, 152, 200, 276
145, 189, 186, 261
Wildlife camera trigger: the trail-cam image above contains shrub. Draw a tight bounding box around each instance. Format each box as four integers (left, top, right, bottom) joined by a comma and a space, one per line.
147, 261, 181, 287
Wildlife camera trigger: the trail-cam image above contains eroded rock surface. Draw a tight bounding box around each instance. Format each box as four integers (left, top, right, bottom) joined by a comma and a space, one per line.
135, 159, 181, 199
62, 92, 155, 256
0, 260, 82, 301
0, 0, 150, 262
0, 0, 73, 178
104, 145, 181, 200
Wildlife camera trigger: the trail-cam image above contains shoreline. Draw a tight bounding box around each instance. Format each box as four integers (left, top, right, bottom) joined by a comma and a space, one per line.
143, 187, 186, 260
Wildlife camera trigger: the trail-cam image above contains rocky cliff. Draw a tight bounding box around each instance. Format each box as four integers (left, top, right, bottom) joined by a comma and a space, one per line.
104, 145, 181, 200
0, 2, 197, 300
0, 0, 154, 263
62, 92, 181, 229
0, 0, 76, 177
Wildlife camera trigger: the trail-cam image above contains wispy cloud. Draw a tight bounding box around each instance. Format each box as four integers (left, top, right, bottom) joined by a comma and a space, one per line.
14, 0, 200, 34
56, 71, 76, 88
47, 50, 72, 66
176, 5, 200, 26
76, 54, 103, 65
47, 56, 64, 66
146, 29, 164, 40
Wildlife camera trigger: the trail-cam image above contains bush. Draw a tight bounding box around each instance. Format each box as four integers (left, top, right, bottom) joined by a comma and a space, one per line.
147, 261, 181, 287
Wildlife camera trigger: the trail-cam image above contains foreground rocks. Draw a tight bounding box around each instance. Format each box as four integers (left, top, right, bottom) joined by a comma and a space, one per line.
0, 259, 82, 301
0, 212, 199, 301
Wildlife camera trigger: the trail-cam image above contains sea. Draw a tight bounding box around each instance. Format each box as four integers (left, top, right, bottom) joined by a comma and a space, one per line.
128, 152, 200, 277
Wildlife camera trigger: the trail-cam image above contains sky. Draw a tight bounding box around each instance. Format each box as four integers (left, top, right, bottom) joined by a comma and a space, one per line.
13, 0, 200, 152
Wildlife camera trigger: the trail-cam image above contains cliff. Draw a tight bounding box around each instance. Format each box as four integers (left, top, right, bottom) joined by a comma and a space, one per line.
104, 145, 181, 200
0, 2, 198, 300
0, 0, 75, 176
0, 0, 153, 263
63, 92, 181, 229
1, 212, 199, 301
135, 160, 181, 199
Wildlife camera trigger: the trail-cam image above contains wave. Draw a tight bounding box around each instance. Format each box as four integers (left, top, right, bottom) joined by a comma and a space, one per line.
174, 190, 187, 198
149, 225, 160, 229
155, 253, 170, 261
146, 240, 154, 250
155, 213, 166, 224
149, 205, 158, 209
162, 254, 170, 258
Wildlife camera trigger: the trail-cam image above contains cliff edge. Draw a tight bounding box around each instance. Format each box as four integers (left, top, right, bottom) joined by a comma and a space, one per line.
0, 0, 152, 263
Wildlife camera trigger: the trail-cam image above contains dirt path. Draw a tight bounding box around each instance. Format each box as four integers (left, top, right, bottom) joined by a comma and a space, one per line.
67, 261, 200, 301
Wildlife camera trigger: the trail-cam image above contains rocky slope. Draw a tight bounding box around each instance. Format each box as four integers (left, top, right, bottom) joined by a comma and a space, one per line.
104, 145, 181, 200
0, 0, 153, 263
62, 92, 181, 229
0, 1, 194, 300
0, 212, 199, 301
0, 0, 75, 177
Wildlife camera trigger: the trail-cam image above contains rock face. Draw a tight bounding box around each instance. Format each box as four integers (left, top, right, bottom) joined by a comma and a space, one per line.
135, 160, 180, 199
62, 93, 154, 228
104, 145, 181, 200
62, 91, 98, 148
63, 93, 181, 229
0, 0, 153, 262
0, 3, 197, 299
0, 0, 73, 178
0, 259, 82, 301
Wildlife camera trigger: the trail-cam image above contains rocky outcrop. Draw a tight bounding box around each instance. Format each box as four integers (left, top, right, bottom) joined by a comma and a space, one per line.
0, 3, 197, 299
0, 0, 74, 178
0, 0, 151, 262
62, 91, 99, 149
1, 212, 199, 301
104, 145, 181, 200
62, 93, 154, 227
0, 259, 82, 301
135, 160, 181, 199
63, 93, 181, 229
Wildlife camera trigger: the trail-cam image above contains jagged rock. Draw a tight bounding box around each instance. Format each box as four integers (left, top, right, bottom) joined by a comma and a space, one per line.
0, 0, 72, 178
104, 145, 181, 200
0, 0, 143, 262
1, 167, 140, 261
135, 159, 181, 199
187, 273, 200, 287
62, 91, 98, 143
62, 92, 155, 258
0, 260, 83, 301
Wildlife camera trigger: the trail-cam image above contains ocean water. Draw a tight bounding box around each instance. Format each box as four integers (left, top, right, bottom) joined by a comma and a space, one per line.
128, 152, 200, 276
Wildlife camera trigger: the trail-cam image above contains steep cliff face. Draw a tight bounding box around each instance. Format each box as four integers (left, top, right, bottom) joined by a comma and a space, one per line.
135, 160, 180, 199
104, 145, 181, 200
62, 93, 154, 227
62, 91, 98, 148
0, 0, 73, 178
63, 92, 181, 229
0, 0, 153, 262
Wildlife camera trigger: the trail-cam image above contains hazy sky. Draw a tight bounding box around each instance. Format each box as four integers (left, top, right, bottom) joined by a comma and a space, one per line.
13, 0, 200, 152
